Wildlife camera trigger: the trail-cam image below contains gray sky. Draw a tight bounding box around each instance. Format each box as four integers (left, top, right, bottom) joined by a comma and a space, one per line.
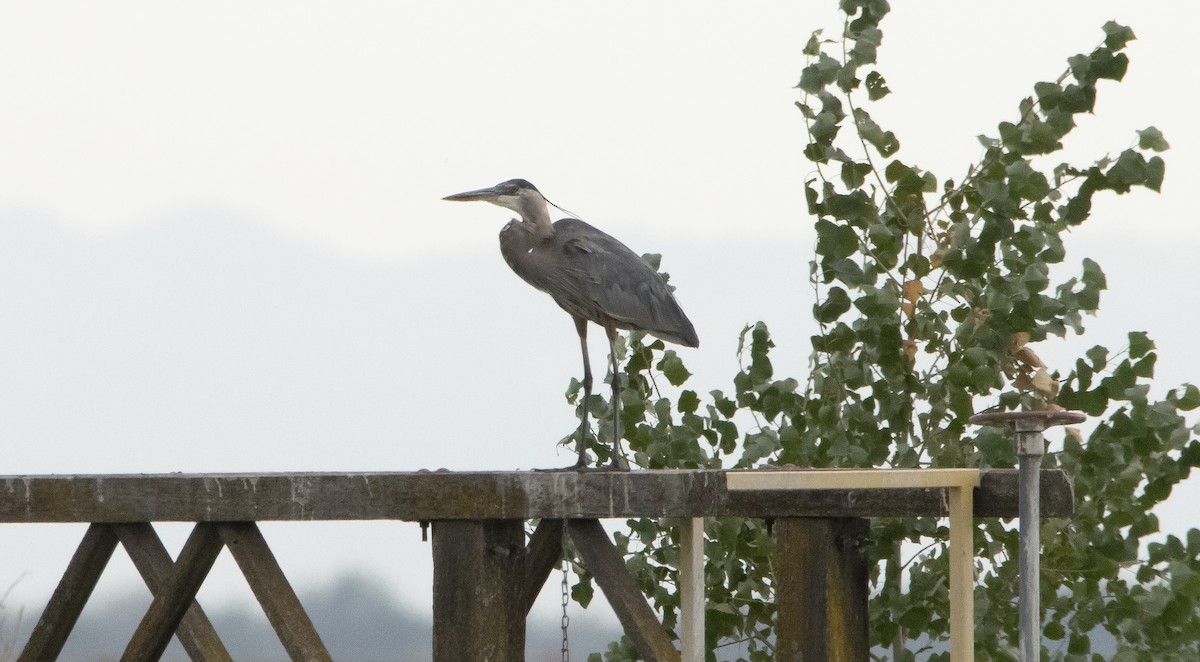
1, 0, 1196, 642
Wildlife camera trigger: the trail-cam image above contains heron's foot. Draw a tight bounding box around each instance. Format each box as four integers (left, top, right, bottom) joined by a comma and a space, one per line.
533, 464, 614, 472
604, 455, 631, 472
535, 458, 629, 472
534, 452, 594, 472
535, 463, 589, 472
546, 462, 625, 473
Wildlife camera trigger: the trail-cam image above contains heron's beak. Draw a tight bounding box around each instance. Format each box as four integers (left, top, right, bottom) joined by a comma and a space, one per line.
442, 186, 501, 202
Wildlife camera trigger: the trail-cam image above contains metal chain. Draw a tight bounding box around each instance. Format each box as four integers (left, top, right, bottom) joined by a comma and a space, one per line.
560, 532, 571, 662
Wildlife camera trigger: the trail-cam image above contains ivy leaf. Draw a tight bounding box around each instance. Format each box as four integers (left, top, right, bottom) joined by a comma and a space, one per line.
1081, 257, 1106, 290
1090, 48, 1129, 81
853, 108, 900, 156
798, 53, 842, 94
656, 351, 692, 387
1102, 21, 1136, 51
977, 134, 1001, 148
571, 576, 594, 608
865, 71, 891, 100
1060, 83, 1096, 113
803, 29, 824, 56
1146, 156, 1166, 192
1137, 126, 1170, 152
848, 27, 883, 67
841, 162, 873, 188
1105, 149, 1155, 192
815, 219, 859, 260
815, 286, 853, 323
677, 389, 700, 414
1128, 331, 1154, 359
1171, 384, 1200, 411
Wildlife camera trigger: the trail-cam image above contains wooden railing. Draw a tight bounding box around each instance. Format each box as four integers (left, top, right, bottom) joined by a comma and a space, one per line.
1, 469, 1073, 661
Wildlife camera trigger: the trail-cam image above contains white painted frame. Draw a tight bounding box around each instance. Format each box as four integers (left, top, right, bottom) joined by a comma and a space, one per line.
678, 469, 981, 662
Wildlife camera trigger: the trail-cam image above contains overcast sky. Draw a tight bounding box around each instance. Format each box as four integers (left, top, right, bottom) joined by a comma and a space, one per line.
1, 0, 1196, 647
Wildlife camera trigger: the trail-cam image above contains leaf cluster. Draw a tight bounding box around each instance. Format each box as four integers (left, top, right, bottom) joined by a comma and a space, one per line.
567, 4, 1197, 660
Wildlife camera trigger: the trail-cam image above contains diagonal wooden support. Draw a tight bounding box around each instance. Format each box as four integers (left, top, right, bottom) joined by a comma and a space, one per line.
123, 523, 225, 662
217, 522, 332, 662
567, 519, 680, 662
19, 523, 119, 662
112, 523, 233, 662
522, 519, 565, 615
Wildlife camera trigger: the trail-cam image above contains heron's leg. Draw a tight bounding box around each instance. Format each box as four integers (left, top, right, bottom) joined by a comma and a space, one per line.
574, 317, 592, 469
604, 325, 627, 470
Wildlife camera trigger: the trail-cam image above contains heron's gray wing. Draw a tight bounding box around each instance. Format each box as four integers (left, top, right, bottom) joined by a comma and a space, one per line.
554, 219, 698, 347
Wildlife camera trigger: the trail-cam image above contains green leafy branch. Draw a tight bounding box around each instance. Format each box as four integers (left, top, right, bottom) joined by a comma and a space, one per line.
570, 3, 1197, 660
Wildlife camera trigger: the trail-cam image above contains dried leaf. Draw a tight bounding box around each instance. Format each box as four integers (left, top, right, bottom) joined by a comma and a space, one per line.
1013, 346, 1045, 369
1014, 373, 1033, 391
930, 247, 946, 269
1031, 367, 1058, 398
1010, 331, 1031, 351
902, 279, 925, 303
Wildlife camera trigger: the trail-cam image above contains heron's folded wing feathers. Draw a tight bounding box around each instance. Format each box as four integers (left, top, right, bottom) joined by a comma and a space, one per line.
554, 220, 698, 347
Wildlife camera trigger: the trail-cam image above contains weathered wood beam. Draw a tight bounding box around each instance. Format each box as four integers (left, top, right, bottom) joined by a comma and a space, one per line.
113, 523, 233, 662
725, 469, 1072, 519
774, 518, 870, 661
522, 519, 565, 615
431, 520, 525, 662
18, 523, 118, 662
0, 469, 1072, 522
217, 522, 332, 662
568, 519, 680, 662
123, 523, 225, 661
975, 470, 1068, 517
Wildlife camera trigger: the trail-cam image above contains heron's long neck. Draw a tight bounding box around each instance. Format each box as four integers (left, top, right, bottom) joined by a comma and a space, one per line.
518, 195, 555, 240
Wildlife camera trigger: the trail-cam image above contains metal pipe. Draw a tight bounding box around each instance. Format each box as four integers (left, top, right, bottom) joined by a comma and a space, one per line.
1018, 450, 1041, 662
969, 410, 1084, 662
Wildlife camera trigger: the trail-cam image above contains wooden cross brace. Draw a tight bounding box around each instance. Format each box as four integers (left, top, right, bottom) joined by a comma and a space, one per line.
433, 518, 686, 662
18, 522, 329, 662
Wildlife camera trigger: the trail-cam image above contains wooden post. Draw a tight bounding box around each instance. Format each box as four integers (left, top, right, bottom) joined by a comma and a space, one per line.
775, 518, 869, 662
948, 485, 975, 662
432, 520, 526, 662
679, 518, 705, 662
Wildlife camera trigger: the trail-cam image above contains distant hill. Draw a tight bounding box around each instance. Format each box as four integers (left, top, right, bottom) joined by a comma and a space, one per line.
4, 572, 621, 661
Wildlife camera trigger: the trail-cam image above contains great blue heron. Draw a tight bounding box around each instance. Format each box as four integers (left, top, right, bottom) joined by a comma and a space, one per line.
443, 179, 698, 469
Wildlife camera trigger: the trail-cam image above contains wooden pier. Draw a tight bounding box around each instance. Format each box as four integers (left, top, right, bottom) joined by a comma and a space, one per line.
1, 469, 1073, 661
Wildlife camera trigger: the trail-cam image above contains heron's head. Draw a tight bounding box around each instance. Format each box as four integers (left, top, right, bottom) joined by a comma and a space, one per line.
442, 179, 546, 216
